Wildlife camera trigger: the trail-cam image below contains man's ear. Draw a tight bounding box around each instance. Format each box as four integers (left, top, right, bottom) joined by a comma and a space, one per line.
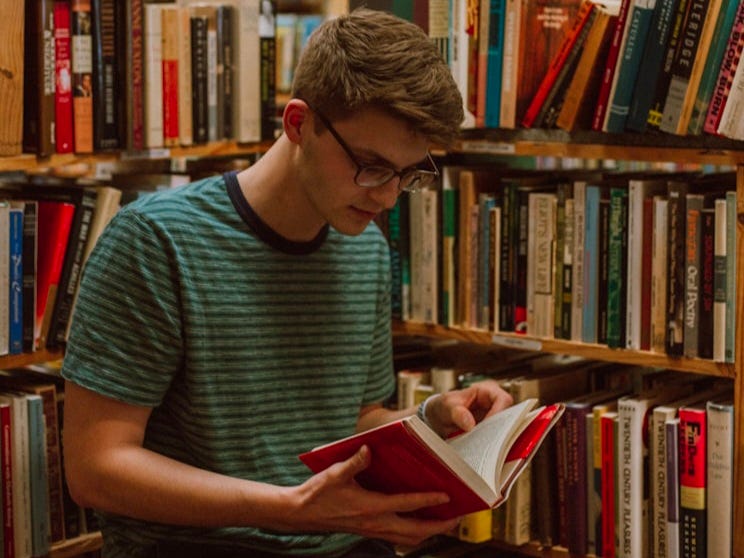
283, 99, 309, 143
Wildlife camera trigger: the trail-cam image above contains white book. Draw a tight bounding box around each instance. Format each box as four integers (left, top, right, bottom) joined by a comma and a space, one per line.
625, 178, 666, 349
527, 192, 557, 338
499, 0, 522, 128
713, 197, 727, 361
706, 397, 734, 557
177, 6, 194, 146
717, 46, 744, 139
144, 4, 164, 148
449, 0, 476, 128
571, 180, 586, 341
0, 392, 32, 558
650, 196, 668, 353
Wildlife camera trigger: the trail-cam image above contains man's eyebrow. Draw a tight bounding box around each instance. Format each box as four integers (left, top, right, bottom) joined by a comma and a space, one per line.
352, 145, 427, 171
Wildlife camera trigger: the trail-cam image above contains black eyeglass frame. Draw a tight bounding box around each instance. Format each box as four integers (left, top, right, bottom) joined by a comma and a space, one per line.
308, 104, 440, 193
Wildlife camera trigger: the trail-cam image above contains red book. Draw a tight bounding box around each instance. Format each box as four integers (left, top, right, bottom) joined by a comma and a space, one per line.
521, 0, 596, 128
591, 0, 632, 130
679, 405, 707, 558
54, 1, 74, 154
35, 201, 75, 350
601, 411, 618, 558
161, 6, 179, 147
0, 402, 13, 558
300, 399, 564, 520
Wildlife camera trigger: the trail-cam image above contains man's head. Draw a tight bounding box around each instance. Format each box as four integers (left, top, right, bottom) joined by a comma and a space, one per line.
291, 8, 464, 148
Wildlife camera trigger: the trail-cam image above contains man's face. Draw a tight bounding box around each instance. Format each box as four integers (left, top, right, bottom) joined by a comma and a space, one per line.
301, 106, 431, 236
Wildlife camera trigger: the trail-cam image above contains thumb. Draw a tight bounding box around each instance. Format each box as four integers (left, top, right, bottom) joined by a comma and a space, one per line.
333, 445, 371, 480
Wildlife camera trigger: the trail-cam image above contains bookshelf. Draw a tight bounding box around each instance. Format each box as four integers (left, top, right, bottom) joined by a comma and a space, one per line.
394, 132, 744, 557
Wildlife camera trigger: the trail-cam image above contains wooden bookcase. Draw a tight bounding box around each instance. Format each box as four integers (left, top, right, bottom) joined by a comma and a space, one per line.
394, 128, 744, 558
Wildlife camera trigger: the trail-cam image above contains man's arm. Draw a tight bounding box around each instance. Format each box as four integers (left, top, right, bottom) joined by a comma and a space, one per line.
63, 381, 460, 546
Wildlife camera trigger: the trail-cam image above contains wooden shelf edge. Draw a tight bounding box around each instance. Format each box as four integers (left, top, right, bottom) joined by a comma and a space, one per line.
393, 320, 736, 379
50, 532, 102, 558
0, 349, 64, 370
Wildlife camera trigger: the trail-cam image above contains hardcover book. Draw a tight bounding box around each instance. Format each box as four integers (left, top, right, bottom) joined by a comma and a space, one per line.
300, 398, 565, 520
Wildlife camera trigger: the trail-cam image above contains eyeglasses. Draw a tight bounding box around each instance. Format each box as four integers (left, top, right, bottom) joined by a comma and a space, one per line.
309, 106, 439, 193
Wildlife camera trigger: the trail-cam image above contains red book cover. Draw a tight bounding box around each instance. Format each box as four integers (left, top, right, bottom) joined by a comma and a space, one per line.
591, 0, 632, 130
521, 0, 596, 127
35, 201, 75, 350
601, 411, 617, 558
54, 0, 74, 154
0, 402, 13, 558
162, 6, 179, 146
679, 405, 707, 558
300, 399, 563, 520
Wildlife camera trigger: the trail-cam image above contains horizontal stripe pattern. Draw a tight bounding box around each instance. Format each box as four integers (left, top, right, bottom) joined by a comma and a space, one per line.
62, 175, 394, 555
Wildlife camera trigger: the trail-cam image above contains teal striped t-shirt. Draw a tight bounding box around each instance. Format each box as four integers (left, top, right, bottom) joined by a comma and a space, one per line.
62, 172, 395, 557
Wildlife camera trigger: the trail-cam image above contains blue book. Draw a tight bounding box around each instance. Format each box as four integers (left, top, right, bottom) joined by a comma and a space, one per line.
7, 208, 23, 355
582, 185, 601, 343
604, 0, 655, 132
625, 0, 680, 131
485, 0, 507, 127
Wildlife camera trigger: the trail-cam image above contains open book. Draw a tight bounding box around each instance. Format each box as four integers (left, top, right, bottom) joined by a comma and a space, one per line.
299, 398, 565, 519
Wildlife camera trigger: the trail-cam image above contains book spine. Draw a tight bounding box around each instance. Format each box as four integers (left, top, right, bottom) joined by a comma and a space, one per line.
47, 189, 98, 348
640, 195, 656, 350
646, 0, 691, 130
161, 6, 180, 147
601, 412, 618, 558
606, 187, 628, 348
499, 0, 521, 128
565, 405, 589, 555
27, 396, 49, 557
651, 407, 677, 558
522, 0, 595, 127
592, 0, 632, 130
651, 196, 668, 353
702, 2, 744, 134
218, 5, 235, 140
666, 181, 687, 357
706, 400, 734, 557
597, 192, 610, 345
54, 0, 75, 154
724, 190, 736, 362
8, 209, 23, 356
129, 0, 146, 150
604, 1, 655, 133
0, 403, 13, 558
71, 0, 94, 153
582, 185, 600, 343
698, 207, 715, 360
177, 7, 193, 146
191, 15, 209, 144
561, 197, 574, 339
499, 182, 516, 332
713, 198, 727, 361
144, 4, 164, 148
259, 0, 277, 141
666, 417, 681, 558
91, 0, 119, 150
485, 0, 506, 127
571, 180, 586, 341
687, 0, 740, 134
679, 407, 707, 558
618, 398, 649, 558
683, 194, 703, 359
626, 0, 680, 131
23, 0, 56, 157
658, 0, 712, 134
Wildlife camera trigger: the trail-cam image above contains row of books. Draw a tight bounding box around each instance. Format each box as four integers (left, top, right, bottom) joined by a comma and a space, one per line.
0, 366, 100, 558
396, 358, 735, 558
0, 180, 122, 358
384, 165, 738, 362
19, 0, 278, 158
0, 153, 257, 359
359, 0, 744, 140
520, 0, 744, 139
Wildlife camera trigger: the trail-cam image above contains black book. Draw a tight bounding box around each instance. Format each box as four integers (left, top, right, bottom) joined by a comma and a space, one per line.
92, 0, 120, 150
191, 15, 209, 145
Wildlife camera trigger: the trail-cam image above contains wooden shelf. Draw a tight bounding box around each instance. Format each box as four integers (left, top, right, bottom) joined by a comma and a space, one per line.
50, 533, 102, 558
457, 128, 744, 166
393, 321, 736, 379
0, 140, 274, 175
0, 349, 64, 370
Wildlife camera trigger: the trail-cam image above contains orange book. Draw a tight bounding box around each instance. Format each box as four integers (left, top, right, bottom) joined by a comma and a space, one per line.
522, 0, 596, 128
300, 399, 564, 520
71, 0, 93, 153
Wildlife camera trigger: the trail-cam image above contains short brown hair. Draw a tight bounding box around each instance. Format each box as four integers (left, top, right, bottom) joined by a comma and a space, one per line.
291, 8, 464, 147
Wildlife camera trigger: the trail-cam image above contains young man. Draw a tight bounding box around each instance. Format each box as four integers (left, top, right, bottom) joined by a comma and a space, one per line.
62, 9, 513, 558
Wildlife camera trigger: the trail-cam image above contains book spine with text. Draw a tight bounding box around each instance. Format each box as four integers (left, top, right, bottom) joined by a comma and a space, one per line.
54, 1, 74, 154
91, 0, 119, 149
71, 0, 94, 153
706, 399, 734, 557
679, 406, 707, 558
